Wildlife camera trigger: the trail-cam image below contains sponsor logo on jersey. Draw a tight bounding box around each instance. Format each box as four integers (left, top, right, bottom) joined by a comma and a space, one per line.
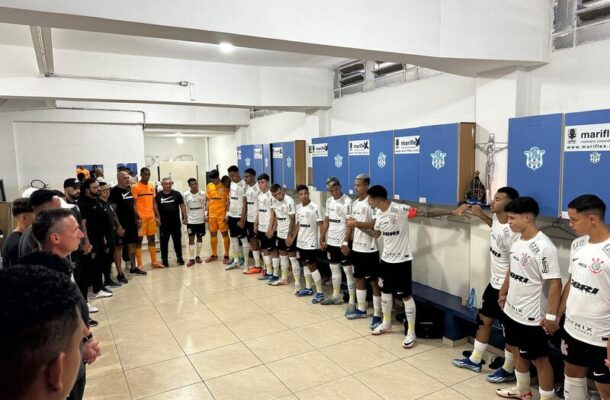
541, 256, 549, 273
565, 316, 594, 336
328, 218, 342, 224
571, 278, 599, 295
490, 247, 501, 258
529, 242, 540, 255
603, 243, 610, 258
382, 231, 400, 236
510, 271, 529, 283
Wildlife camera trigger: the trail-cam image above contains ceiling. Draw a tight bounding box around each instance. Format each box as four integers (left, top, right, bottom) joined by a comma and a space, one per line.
0, 22, 348, 68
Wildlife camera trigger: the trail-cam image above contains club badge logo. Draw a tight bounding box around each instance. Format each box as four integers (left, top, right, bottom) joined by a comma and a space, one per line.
430, 150, 446, 170
245, 157, 251, 167
286, 156, 292, 168
377, 152, 387, 168
590, 152, 601, 164
520, 253, 530, 267
524, 146, 545, 171
590, 258, 603, 274
334, 154, 343, 168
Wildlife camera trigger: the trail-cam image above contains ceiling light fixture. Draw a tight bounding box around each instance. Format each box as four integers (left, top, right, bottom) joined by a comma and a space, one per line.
175, 132, 184, 144
219, 42, 235, 53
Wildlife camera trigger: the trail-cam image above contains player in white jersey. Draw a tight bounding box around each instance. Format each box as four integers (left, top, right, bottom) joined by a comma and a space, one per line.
268, 184, 297, 286
551, 195, 610, 399
293, 185, 324, 300
496, 197, 562, 400
319, 177, 353, 307
452, 187, 520, 384
254, 174, 276, 280
226, 165, 248, 270
242, 168, 262, 274
183, 178, 207, 267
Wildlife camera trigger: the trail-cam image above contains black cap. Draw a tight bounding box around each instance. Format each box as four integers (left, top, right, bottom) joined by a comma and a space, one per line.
63, 178, 80, 189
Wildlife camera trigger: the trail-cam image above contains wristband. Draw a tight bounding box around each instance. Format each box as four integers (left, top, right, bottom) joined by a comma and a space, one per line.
342, 241, 349, 246
545, 313, 557, 321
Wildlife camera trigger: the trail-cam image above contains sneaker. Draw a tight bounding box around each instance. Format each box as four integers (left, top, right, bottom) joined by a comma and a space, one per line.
344, 303, 356, 316
101, 287, 113, 294
239, 256, 245, 266
151, 261, 165, 269
90, 291, 112, 299
205, 255, 218, 263
267, 276, 280, 285
487, 368, 516, 383
346, 309, 368, 320
196, 256, 203, 263
229, 258, 241, 268
104, 280, 122, 288
129, 268, 147, 276
87, 304, 99, 313
89, 319, 99, 328
162, 260, 170, 268
244, 266, 262, 275
187, 259, 196, 267
258, 272, 273, 281
296, 287, 313, 297
320, 296, 343, 305
402, 331, 416, 349
495, 386, 532, 399
225, 263, 240, 271
271, 279, 288, 286
371, 323, 392, 335
370, 316, 382, 330
223, 256, 230, 264
452, 357, 482, 373
312, 292, 325, 304
177, 259, 185, 266
117, 273, 128, 284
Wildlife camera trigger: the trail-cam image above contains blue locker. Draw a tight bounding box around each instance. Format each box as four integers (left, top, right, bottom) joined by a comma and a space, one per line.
393, 128, 420, 201
563, 109, 610, 223
311, 137, 329, 191
271, 142, 284, 186
253, 144, 264, 177
240, 145, 254, 172
347, 133, 370, 195
369, 130, 394, 196
419, 123, 459, 205
236, 146, 243, 171
508, 113, 563, 217
327, 135, 349, 189
283, 141, 295, 189
261, 143, 272, 180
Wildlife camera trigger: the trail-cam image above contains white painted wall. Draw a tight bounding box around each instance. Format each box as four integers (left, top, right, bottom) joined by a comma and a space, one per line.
144, 136, 207, 179
208, 134, 237, 177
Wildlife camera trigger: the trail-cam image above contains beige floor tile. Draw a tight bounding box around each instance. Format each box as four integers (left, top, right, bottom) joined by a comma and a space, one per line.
222, 273, 264, 288
174, 324, 240, 354
141, 382, 213, 400
84, 371, 132, 400
205, 365, 290, 400
320, 337, 398, 374
87, 345, 124, 380
111, 319, 172, 344
103, 294, 153, 313
188, 342, 262, 380
365, 328, 442, 358
116, 334, 184, 370
208, 301, 268, 322
354, 359, 446, 399
163, 310, 222, 334
315, 302, 352, 319
195, 289, 249, 308
267, 350, 348, 392
295, 375, 382, 400
241, 283, 286, 299
273, 307, 331, 329
419, 387, 470, 400
334, 313, 378, 336
106, 305, 163, 329
146, 288, 200, 304
244, 329, 315, 363
153, 298, 207, 318
124, 357, 200, 399
451, 373, 510, 400
294, 319, 360, 348
403, 347, 478, 385
188, 280, 235, 296
92, 326, 115, 347
225, 313, 288, 340
254, 293, 312, 313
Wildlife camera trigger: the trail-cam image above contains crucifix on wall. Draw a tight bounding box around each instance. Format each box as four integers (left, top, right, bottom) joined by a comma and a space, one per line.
475, 133, 507, 203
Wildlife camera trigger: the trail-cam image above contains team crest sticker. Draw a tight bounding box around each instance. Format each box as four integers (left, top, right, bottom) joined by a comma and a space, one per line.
334, 154, 343, 168
520, 253, 530, 267
590, 152, 601, 164
589, 258, 604, 274
245, 157, 251, 167
286, 156, 292, 168
264, 157, 269, 168
430, 150, 446, 170
377, 152, 387, 168
524, 146, 545, 171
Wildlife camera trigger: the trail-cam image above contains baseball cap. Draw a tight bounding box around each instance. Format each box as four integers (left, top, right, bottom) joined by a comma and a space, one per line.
63, 178, 80, 189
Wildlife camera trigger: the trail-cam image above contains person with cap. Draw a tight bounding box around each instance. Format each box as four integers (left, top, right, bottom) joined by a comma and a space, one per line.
64, 178, 81, 204
1, 198, 33, 268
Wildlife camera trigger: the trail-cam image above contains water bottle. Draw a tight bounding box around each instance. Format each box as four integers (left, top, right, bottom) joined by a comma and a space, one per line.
466, 288, 477, 309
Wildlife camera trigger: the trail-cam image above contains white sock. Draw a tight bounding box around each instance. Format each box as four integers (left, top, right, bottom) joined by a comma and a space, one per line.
253, 250, 261, 267
329, 263, 342, 299
196, 242, 202, 257
311, 269, 322, 293
188, 244, 195, 259
502, 348, 514, 373
272, 257, 280, 277
381, 292, 393, 326
230, 237, 240, 259
242, 241, 250, 265
538, 388, 555, 400
563, 376, 587, 400
304, 268, 313, 289
373, 295, 381, 317
469, 339, 488, 364
290, 257, 301, 290
403, 297, 416, 335
280, 255, 289, 281
343, 264, 356, 305
356, 289, 367, 312
515, 370, 530, 394
263, 254, 271, 271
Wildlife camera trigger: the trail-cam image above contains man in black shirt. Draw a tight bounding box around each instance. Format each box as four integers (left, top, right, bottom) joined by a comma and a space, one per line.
98, 182, 123, 287
155, 178, 187, 267
1, 198, 33, 268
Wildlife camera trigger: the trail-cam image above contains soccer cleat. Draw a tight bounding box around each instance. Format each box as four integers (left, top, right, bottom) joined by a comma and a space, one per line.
371, 322, 392, 335
486, 368, 516, 383
258, 272, 273, 281
346, 309, 368, 320
320, 296, 344, 305
267, 276, 280, 285
196, 256, 203, 263
296, 288, 313, 297
344, 303, 356, 316
151, 261, 165, 269
271, 279, 288, 286
162, 260, 170, 268
117, 273, 128, 284
402, 331, 416, 349
104, 279, 122, 288
187, 259, 195, 267
129, 268, 147, 276
495, 386, 532, 399
244, 266, 262, 275
452, 357, 482, 372
312, 292, 325, 304
225, 263, 240, 271
90, 291, 112, 299
370, 316, 382, 330
205, 255, 218, 263
88, 318, 99, 328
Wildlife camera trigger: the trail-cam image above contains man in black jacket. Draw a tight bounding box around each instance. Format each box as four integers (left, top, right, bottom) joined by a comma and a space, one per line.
155, 177, 187, 267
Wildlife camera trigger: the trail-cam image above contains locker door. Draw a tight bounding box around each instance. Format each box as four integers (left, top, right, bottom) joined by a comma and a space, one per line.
271, 142, 284, 186
369, 130, 394, 196
283, 141, 295, 189
394, 128, 420, 201
240, 145, 254, 172
327, 135, 349, 189
311, 137, 329, 191
262, 143, 272, 180
253, 144, 264, 177
236, 146, 243, 171
347, 133, 370, 195
418, 123, 459, 205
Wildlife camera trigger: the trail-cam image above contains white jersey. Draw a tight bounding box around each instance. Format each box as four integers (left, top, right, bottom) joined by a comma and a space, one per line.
325, 194, 352, 247
504, 231, 561, 326
271, 195, 296, 239
257, 190, 273, 233
564, 236, 610, 347
296, 202, 323, 250
228, 179, 247, 218
351, 196, 378, 253
183, 190, 205, 224
246, 184, 259, 223
489, 214, 520, 289
374, 202, 413, 263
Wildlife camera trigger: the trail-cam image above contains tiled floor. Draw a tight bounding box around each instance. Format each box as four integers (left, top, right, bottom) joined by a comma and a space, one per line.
83, 249, 542, 400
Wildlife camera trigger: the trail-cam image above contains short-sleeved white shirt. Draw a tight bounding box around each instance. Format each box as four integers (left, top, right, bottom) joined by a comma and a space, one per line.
325, 194, 352, 247
183, 190, 205, 224
271, 195, 296, 239
296, 202, 323, 250
374, 202, 413, 263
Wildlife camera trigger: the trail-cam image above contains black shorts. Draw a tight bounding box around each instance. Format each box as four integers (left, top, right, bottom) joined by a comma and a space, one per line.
259, 232, 277, 251
245, 221, 257, 240
379, 260, 412, 296
116, 225, 139, 246
503, 314, 549, 360
562, 329, 610, 384
297, 248, 318, 264
277, 237, 296, 253
479, 284, 504, 322
187, 223, 206, 237
228, 216, 246, 238
350, 250, 380, 280
326, 245, 350, 265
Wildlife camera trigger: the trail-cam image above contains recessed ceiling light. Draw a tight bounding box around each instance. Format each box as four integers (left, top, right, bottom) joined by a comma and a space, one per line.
219, 42, 234, 53
176, 132, 184, 144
